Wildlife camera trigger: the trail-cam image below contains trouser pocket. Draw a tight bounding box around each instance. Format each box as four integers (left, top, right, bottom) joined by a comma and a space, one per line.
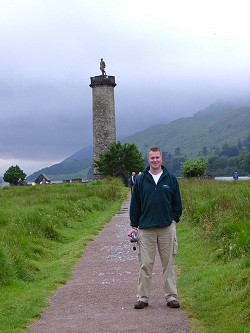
173, 236, 178, 255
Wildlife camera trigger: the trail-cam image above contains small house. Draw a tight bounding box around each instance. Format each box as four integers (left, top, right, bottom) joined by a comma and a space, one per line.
35, 173, 51, 184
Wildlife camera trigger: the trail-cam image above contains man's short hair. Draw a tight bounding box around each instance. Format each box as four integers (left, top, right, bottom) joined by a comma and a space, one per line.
147, 146, 162, 157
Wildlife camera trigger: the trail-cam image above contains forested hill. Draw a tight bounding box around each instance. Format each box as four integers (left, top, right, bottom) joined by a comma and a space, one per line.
122, 104, 250, 158
27, 103, 250, 180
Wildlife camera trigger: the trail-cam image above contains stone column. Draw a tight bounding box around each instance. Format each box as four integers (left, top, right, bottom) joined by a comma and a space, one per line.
90, 75, 117, 179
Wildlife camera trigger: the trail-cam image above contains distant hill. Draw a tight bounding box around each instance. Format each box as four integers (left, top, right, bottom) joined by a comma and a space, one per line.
27, 102, 250, 180
62, 145, 93, 163
27, 146, 93, 181
122, 104, 250, 157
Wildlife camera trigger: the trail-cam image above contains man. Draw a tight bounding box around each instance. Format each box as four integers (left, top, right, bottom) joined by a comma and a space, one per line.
128, 146, 182, 309
130, 171, 136, 193
100, 58, 106, 75
233, 171, 238, 180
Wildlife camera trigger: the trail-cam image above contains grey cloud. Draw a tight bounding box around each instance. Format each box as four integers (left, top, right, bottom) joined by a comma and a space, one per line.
1, 0, 250, 176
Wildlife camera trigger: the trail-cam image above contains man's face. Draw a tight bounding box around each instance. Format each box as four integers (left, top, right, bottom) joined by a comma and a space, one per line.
148, 150, 162, 170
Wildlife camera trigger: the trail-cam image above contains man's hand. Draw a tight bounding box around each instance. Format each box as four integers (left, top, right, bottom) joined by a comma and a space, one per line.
128, 227, 138, 237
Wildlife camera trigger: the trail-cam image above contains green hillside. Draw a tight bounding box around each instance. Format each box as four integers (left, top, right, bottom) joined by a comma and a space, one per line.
123, 104, 250, 157
27, 103, 250, 180
27, 159, 93, 181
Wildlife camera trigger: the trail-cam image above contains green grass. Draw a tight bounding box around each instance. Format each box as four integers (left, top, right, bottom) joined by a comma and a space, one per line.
0, 178, 129, 332
0, 178, 249, 333
176, 179, 250, 333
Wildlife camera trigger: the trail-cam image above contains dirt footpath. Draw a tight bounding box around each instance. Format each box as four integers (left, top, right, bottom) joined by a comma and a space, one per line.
27, 193, 190, 333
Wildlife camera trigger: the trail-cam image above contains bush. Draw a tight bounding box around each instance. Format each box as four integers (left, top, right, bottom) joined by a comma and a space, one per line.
181, 158, 208, 178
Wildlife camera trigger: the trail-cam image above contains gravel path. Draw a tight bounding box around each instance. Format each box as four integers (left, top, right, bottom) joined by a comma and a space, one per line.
27, 193, 191, 333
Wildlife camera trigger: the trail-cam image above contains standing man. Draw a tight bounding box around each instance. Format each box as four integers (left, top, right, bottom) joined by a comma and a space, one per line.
128, 146, 182, 309
100, 58, 106, 75
130, 171, 136, 193
233, 171, 239, 180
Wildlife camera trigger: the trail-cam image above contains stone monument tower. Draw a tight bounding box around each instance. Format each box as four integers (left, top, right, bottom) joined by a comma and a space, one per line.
90, 59, 116, 179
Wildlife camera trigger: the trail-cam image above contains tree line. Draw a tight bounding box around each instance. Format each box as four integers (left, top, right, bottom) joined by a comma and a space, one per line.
3, 136, 250, 185
162, 135, 250, 177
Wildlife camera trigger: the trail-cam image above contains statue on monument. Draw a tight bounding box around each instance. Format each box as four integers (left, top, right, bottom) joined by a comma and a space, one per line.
100, 58, 106, 76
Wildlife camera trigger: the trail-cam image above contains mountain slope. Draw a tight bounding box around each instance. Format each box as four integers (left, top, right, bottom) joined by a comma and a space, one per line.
62, 145, 93, 163
122, 105, 250, 157
27, 103, 250, 180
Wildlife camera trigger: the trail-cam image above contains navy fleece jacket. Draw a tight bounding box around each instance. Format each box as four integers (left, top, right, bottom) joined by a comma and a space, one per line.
130, 166, 182, 229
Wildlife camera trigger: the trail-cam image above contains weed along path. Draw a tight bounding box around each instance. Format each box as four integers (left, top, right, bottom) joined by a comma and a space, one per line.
27, 193, 190, 333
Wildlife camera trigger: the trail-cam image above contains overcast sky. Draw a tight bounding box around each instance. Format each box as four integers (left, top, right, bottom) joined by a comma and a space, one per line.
1, 0, 250, 176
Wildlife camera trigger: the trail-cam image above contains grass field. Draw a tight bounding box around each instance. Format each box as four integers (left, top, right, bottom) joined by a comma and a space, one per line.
177, 179, 250, 333
0, 178, 129, 332
0, 178, 249, 332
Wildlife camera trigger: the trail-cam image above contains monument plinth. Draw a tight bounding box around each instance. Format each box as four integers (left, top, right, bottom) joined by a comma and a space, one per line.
90, 75, 116, 88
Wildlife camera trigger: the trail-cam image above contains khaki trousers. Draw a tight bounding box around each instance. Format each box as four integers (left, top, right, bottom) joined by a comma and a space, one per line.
137, 223, 178, 303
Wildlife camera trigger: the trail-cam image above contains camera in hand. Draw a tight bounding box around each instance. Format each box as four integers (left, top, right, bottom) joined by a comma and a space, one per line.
130, 232, 138, 242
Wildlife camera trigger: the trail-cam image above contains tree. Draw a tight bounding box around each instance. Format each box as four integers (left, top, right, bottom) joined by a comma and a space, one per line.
181, 158, 208, 178
220, 143, 240, 157
175, 147, 181, 156
94, 141, 145, 183
207, 156, 227, 175
245, 135, 250, 151
164, 156, 186, 174
239, 152, 250, 173
237, 138, 242, 151
202, 146, 208, 156
3, 165, 26, 185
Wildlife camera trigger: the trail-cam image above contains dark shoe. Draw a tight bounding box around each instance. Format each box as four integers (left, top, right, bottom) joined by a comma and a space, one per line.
134, 300, 149, 309
167, 300, 180, 308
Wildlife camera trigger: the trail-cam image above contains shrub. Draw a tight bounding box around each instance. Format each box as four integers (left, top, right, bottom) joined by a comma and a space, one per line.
181, 158, 208, 178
